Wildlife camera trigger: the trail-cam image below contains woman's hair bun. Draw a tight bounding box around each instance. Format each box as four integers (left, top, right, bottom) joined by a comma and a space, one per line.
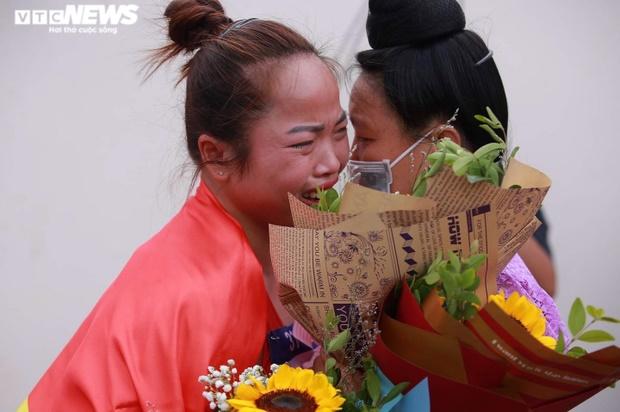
164, 0, 232, 52
366, 0, 465, 49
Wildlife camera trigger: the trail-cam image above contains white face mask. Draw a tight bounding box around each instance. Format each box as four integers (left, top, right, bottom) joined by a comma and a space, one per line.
346, 137, 427, 193
346, 110, 459, 193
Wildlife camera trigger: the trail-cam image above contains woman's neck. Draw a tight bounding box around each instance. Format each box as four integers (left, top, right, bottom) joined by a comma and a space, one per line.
202, 177, 293, 325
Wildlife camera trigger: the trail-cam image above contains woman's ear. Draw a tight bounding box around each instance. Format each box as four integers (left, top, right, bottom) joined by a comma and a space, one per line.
197, 134, 235, 181
438, 125, 462, 147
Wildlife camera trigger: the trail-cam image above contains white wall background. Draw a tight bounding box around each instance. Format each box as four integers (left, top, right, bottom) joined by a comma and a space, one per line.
2, 0, 619, 410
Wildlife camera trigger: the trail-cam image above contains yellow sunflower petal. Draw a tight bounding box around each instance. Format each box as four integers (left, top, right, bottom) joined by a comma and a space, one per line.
269, 364, 296, 390
317, 394, 346, 409
517, 306, 539, 332
309, 385, 332, 405
228, 399, 262, 411
292, 368, 314, 391
538, 335, 558, 350
529, 315, 547, 337
234, 383, 262, 401
488, 291, 506, 307
308, 372, 330, 394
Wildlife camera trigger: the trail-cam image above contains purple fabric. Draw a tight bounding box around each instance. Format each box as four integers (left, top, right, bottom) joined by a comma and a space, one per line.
497, 254, 569, 340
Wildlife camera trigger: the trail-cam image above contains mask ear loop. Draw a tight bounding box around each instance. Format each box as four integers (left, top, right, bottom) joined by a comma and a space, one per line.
389, 108, 460, 170
346, 143, 362, 182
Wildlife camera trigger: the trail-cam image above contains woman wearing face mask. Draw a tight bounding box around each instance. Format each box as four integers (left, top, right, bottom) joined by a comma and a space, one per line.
19, 1, 349, 411
348, 0, 563, 336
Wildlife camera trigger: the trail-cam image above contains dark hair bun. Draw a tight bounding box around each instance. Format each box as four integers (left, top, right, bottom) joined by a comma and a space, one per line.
367, 0, 465, 49
165, 0, 232, 52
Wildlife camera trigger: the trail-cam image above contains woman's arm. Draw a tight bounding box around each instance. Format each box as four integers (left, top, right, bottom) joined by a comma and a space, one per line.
519, 237, 556, 297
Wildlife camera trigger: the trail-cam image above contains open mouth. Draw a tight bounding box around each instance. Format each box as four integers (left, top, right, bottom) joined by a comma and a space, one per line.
299, 178, 339, 206
300, 190, 320, 204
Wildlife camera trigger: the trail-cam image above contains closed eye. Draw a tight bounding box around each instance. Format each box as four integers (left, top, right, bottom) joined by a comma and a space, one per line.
289, 140, 314, 149
334, 126, 348, 139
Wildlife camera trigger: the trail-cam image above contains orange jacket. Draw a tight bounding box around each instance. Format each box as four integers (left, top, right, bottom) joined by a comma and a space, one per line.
23, 182, 281, 411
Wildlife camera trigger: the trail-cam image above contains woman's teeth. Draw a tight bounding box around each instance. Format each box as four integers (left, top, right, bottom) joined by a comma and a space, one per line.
302, 191, 319, 201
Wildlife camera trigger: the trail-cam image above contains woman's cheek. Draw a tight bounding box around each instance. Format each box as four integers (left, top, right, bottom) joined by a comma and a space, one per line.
337, 139, 350, 170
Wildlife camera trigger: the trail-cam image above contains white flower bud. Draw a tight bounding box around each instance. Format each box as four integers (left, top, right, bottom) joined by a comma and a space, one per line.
223, 384, 232, 393
227, 359, 235, 366
209, 401, 216, 410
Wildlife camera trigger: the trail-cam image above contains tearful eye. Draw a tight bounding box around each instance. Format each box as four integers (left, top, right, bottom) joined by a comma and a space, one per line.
290, 140, 314, 149
334, 127, 348, 139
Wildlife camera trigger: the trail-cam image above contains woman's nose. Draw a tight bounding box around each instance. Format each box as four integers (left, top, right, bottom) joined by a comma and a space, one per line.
315, 140, 344, 177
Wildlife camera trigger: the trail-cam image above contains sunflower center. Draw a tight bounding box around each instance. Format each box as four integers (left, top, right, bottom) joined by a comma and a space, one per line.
255, 389, 318, 412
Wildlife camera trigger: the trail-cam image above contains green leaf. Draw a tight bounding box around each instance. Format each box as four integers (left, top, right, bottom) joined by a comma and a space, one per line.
325, 357, 336, 371
328, 196, 341, 213
464, 254, 486, 270
427, 151, 445, 162
470, 240, 480, 255
325, 310, 337, 330
578, 330, 615, 343
448, 251, 461, 272
569, 298, 586, 336
601, 316, 620, 324
327, 329, 351, 352
485, 106, 502, 129
460, 268, 477, 289
447, 298, 457, 316
466, 174, 490, 184
567, 346, 588, 358
473, 143, 505, 159
440, 271, 458, 296
424, 271, 440, 285
509, 146, 520, 160
488, 164, 500, 187
378, 382, 409, 408
413, 289, 421, 304
326, 367, 340, 385
452, 154, 474, 176
426, 151, 446, 177
460, 291, 480, 305
365, 369, 382, 406
474, 114, 494, 126
587, 305, 605, 320
463, 305, 478, 320
441, 138, 462, 154
444, 153, 459, 164
412, 177, 427, 197
325, 188, 338, 206
555, 329, 565, 353
479, 124, 504, 144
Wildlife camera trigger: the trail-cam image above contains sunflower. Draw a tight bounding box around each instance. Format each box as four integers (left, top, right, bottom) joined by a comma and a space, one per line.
228, 364, 345, 412
489, 290, 557, 350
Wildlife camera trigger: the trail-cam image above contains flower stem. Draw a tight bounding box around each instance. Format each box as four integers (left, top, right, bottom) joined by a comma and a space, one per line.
565, 319, 597, 351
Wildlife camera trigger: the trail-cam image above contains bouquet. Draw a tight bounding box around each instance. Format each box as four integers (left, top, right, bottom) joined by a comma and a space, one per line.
264, 108, 620, 411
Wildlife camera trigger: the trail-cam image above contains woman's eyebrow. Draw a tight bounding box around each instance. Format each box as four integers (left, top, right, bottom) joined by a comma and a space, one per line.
287, 110, 347, 134
287, 124, 324, 134
335, 110, 347, 124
